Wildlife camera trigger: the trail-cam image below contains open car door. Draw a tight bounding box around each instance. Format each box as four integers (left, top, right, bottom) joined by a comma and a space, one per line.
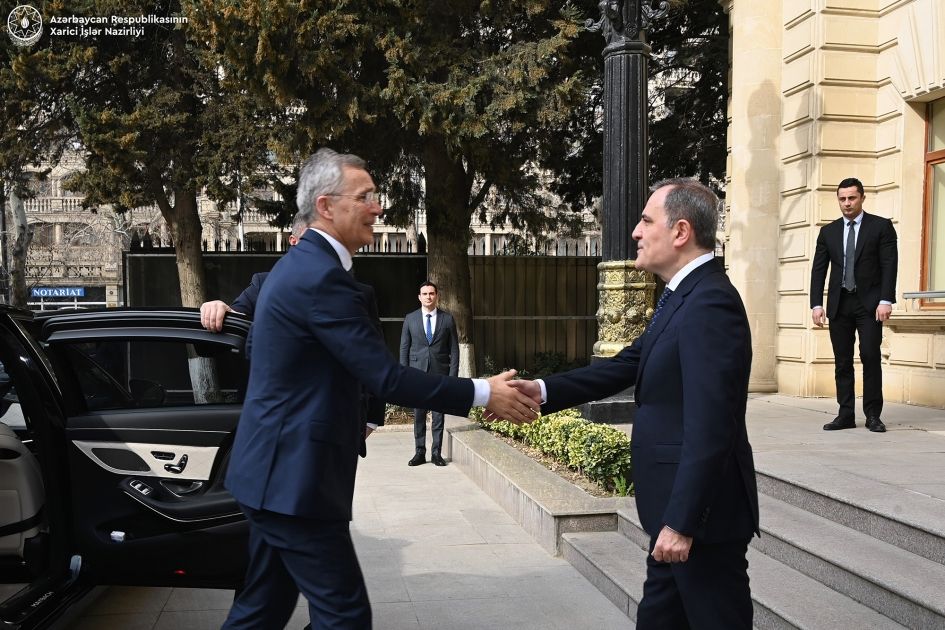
35, 309, 251, 589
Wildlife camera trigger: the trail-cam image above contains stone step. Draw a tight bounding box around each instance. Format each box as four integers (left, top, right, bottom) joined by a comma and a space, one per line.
561, 526, 906, 630
756, 493, 945, 629
559, 531, 645, 621
612, 507, 908, 630
756, 466, 945, 566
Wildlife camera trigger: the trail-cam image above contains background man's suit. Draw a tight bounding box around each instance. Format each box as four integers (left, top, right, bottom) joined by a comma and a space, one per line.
399, 307, 459, 458
542, 259, 759, 629
224, 230, 474, 629
230, 272, 266, 318
810, 212, 898, 421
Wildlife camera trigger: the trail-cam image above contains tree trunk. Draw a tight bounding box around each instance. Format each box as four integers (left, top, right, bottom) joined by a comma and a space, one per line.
422, 139, 477, 376
7, 186, 30, 309
162, 188, 221, 402
162, 190, 207, 308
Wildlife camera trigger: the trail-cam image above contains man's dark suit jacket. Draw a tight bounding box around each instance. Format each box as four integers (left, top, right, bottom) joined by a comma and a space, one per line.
399, 308, 459, 376
810, 212, 898, 318
230, 272, 266, 319
542, 260, 759, 543
226, 231, 474, 521
227, 271, 387, 440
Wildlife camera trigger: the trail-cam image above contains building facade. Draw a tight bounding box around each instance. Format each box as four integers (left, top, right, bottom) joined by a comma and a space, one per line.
17, 155, 600, 309
723, 0, 945, 407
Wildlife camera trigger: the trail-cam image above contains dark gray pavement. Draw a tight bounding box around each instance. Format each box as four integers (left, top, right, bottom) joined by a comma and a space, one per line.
69, 429, 629, 630
63, 394, 945, 628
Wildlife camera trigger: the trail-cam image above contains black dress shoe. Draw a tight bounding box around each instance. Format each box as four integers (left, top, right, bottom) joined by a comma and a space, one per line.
866, 416, 887, 433
431, 454, 447, 467
823, 417, 856, 431
408, 453, 426, 466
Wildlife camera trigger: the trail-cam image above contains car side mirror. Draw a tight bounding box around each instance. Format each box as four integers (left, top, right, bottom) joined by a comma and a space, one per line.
129, 379, 166, 407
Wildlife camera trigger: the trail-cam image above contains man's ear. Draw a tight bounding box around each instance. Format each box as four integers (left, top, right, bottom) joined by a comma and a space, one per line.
673, 219, 693, 247
314, 196, 332, 221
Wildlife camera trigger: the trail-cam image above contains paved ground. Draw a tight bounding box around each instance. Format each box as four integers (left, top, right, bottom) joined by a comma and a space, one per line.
69, 430, 630, 630
56, 394, 945, 628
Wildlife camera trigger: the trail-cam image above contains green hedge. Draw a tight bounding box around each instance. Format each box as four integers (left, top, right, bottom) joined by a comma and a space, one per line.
474, 407, 632, 495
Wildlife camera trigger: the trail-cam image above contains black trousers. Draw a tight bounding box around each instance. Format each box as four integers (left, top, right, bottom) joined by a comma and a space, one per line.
414, 409, 445, 456
223, 506, 371, 630
636, 537, 752, 630
829, 291, 884, 420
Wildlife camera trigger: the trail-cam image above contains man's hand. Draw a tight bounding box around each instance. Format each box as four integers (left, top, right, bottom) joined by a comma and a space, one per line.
364, 426, 374, 439
484, 379, 541, 422
875, 303, 892, 323
812, 307, 826, 328
651, 526, 693, 564
200, 300, 232, 333
484, 369, 539, 424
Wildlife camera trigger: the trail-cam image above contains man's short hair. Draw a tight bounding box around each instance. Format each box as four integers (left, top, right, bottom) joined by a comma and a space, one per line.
651, 178, 719, 251
295, 148, 368, 226
837, 177, 865, 196
290, 213, 309, 239
420, 281, 438, 293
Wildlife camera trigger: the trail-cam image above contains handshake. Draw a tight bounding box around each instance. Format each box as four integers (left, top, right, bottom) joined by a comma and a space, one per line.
483, 370, 543, 424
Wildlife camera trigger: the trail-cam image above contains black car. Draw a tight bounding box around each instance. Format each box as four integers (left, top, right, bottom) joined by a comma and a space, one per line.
0, 307, 252, 629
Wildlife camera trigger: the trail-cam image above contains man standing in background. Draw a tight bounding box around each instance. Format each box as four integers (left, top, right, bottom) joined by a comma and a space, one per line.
400, 282, 460, 467
811, 177, 898, 433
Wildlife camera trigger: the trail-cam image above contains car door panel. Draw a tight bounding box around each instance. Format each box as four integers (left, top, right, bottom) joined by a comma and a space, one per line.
36, 311, 252, 589
62, 407, 246, 587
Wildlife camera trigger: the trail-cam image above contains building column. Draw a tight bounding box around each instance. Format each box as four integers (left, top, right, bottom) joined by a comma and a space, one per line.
722, 0, 782, 392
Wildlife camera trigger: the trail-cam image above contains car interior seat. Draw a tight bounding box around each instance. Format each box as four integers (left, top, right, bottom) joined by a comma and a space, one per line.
0, 422, 45, 561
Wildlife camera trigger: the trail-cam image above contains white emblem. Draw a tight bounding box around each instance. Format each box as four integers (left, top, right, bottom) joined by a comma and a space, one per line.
7, 5, 43, 47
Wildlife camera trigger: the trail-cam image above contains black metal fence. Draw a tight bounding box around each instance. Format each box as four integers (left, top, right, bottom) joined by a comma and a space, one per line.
124, 252, 599, 374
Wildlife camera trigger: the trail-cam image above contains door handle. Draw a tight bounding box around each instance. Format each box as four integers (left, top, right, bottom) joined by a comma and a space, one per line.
164, 453, 188, 474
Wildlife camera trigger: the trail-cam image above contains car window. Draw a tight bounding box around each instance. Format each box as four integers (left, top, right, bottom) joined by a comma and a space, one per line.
0, 360, 27, 431
53, 339, 247, 411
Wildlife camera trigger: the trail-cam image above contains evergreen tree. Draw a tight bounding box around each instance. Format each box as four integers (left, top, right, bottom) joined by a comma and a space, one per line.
11, 0, 284, 307
199, 0, 603, 372
647, 0, 729, 192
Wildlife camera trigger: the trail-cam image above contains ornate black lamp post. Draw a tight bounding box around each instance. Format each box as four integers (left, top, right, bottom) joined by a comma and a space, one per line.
580, 1, 668, 422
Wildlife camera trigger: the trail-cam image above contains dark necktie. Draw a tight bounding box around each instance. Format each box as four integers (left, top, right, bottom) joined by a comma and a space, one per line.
425, 313, 433, 343
649, 287, 674, 331
843, 220, 856, 290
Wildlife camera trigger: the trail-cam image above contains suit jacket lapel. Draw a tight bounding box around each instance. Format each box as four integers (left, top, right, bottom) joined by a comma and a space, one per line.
854, 212, 869, 262
635, 260, 718, 394
304, 230, 344, 269
430, 309, 442, 343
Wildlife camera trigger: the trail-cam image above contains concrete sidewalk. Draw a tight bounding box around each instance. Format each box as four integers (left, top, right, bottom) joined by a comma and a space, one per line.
71, 430, 630, 630
744, 393, 945, 506
68, 394, 945, 629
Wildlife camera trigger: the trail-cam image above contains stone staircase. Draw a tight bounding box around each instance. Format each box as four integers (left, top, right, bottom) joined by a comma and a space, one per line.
559, 468, 945, 629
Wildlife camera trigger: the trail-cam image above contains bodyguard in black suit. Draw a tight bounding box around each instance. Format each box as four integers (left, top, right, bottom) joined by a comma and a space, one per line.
505, 179, 759, 629
811, 177, 898, 433
221, 148, 537, 630
400, 282, 460, 466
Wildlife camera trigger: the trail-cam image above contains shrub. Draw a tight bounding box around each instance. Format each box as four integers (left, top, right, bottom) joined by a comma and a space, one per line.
530, 351, 586, 378
475, 405, 632, 495
526, 410, 587, 461
566, 423, 632, 490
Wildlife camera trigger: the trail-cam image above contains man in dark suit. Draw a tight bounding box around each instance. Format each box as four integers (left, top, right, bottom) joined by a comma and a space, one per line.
505, 179, 759, 630
221, 148, 537, 630
811, 177, 898, 433
400, 281, 459, 467
199, 218, 388, 450
199, 219, 310, 331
